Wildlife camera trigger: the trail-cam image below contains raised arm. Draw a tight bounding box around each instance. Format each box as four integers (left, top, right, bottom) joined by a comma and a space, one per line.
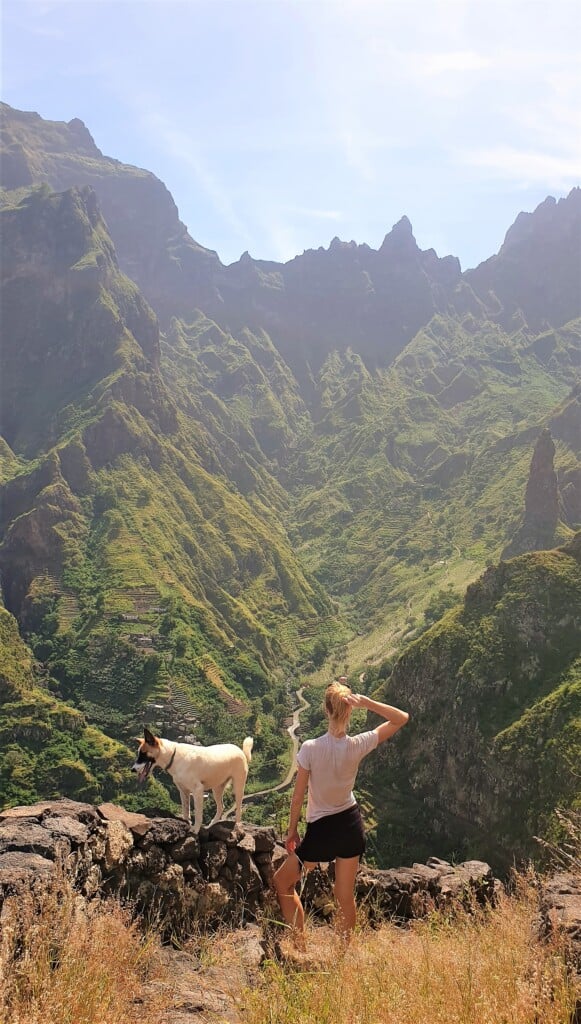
345, 693, 409, 745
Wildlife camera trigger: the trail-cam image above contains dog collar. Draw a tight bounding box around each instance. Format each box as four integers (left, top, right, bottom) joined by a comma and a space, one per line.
163, 746, 177, 772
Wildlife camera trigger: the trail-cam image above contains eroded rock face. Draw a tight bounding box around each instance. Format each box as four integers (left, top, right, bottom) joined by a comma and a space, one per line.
503, 428, 559, 558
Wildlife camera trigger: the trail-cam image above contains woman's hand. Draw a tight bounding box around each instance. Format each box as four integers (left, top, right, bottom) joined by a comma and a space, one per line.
285, 829, 301, 853
343, 692, 367, 708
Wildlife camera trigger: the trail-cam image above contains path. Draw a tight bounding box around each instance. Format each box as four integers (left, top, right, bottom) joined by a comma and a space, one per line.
225, 687, 309, 814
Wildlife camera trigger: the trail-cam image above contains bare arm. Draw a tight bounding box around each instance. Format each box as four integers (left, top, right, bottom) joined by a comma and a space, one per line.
345, 693, 409, 745
285, 764, 309, 852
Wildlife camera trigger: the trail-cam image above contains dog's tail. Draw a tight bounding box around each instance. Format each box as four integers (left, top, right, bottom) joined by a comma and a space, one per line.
242, 736, 253, 763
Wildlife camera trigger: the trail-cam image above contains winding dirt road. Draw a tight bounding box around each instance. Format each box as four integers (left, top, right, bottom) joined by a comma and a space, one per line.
225, 686, 309, 813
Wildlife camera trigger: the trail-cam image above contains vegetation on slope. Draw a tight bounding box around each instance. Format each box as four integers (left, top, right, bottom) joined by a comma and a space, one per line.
0, 108, 579, 862
360, 536, 581, 868
0, 604, 172, 810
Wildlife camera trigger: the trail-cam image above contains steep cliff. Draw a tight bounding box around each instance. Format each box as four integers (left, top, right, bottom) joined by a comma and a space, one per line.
0, 103, 221, 320
363, 537, 581, 868
502, 428, 561, 558
0, 184, 337, 801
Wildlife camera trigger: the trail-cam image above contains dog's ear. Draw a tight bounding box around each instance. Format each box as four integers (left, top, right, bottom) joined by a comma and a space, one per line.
143, 727, 158, 746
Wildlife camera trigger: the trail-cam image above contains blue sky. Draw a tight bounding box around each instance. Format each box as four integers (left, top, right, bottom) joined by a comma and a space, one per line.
2, 0, 580, 269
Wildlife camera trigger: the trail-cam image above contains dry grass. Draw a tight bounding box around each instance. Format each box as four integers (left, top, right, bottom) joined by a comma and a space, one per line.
242, 884, 579, 1024
1, 871, 578, 1024
0, 878, 170, 1024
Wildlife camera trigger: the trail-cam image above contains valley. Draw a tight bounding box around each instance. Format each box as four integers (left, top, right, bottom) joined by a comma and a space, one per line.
0, 102, 579, 869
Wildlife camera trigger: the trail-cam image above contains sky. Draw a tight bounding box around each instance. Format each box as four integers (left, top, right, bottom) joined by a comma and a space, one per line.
2, 0, 581, 270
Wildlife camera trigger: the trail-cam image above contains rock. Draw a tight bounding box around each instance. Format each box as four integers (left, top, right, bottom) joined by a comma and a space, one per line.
503, 429, 559, 557
0, 800, 502, 942
43, 815, 89, 846
103, 819, 133, 870
0, 821, 62, 860
127, 845, 167, 875
541, 871, 581, 968
236, 832, 256, 854
200, 841, 228, 881
198, 881, 230, 919
0, 798, 99, 824
246, 825, 277, 853
170, 834, 201, 863
208, 821, 245, 846
355, 864, 439, 919
152, 863, 184, 894
272, 842, 287, 869
0, 850, 55, 899
97, 802, 152, 837
139, 817, 191, 848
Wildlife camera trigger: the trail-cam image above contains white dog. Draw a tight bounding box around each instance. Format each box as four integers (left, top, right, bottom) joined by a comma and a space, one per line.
132, 727, 253, 833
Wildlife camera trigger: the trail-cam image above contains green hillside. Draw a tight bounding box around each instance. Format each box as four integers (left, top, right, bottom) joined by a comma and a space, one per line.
0, 105, 579, 865
0, 603, 175, 810
0, 184, 340, 805
360, 536, 581, 869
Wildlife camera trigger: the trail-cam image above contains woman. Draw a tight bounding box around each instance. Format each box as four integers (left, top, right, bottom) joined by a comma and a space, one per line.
273, 681, 409, 941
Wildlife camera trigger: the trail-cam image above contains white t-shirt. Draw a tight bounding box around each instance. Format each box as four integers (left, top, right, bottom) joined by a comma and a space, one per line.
296, 730, 379, 822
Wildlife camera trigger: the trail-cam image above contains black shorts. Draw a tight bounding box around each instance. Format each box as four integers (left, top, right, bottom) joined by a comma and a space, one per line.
295, 803, 366, 864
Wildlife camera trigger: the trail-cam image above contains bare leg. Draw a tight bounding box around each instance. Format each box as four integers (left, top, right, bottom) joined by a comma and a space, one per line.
273, 854, 315, 943
333, 856, 360, 939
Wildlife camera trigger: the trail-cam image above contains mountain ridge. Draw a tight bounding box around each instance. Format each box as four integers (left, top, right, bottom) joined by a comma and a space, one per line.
0, 103, 579, 864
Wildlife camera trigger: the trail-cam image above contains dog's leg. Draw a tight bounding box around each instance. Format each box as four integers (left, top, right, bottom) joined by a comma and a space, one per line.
209, 781, 227, 826
232, 769, 246, 823
179, 788, 191, 823
192, 784, 204, 834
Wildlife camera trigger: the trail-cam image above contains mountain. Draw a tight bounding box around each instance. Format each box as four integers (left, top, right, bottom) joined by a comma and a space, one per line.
361, 535, 581, 869
0, 103, 579, 859
0, 180, 337, 806
0, 102, 472, 380
0, 103, 221, 319
466, 190, 581, 332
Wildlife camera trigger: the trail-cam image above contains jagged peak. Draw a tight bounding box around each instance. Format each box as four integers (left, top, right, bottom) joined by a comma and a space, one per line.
328, 236, 357, 253
379, 215, 417, 254
66, 117, 102, 156
501, 188, 581, 253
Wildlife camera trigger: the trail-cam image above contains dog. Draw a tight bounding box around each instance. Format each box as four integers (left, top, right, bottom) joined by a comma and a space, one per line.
132, 728, 253, 833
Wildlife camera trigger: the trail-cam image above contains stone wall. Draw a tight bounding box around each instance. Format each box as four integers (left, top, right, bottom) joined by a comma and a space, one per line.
0, 798, 503, 937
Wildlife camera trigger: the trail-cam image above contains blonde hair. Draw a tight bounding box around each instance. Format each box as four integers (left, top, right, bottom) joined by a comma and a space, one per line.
324, 681, 352, 727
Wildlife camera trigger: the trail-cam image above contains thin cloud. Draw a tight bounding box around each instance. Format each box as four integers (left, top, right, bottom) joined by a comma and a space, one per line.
285, 207, 343, 221
145, 113, 252, 245
460, 146, 581, 189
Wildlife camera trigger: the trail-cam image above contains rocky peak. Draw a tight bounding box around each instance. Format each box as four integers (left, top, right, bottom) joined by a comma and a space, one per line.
66, 117, 102, 155
466, 188, 581, 330
502, 428, 559, 558
524, 428, 559, 531
0, 183, 160, 454
0, 103, 222, 322
501, 189, 581, 253
378, 215, 417, 258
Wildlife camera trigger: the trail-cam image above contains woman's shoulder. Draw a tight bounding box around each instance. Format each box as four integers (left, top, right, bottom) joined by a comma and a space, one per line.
301, 733, 325, 748
347, 730, 379, 751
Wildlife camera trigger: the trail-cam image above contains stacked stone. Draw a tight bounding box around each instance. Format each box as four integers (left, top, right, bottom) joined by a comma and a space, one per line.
0, 799, 508, 936
0, 799, 283, 936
